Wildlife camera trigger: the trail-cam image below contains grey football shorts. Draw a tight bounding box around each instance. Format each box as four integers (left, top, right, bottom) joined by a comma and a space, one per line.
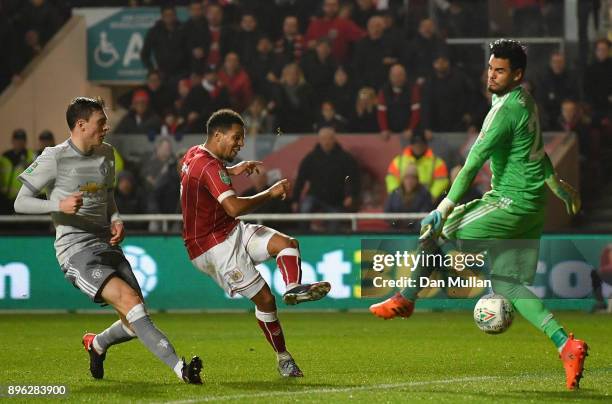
61, 245, 143, 304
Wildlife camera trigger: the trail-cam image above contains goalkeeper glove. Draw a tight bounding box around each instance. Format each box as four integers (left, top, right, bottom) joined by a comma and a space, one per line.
546, 177, 581, 215
420, 198, 455, 240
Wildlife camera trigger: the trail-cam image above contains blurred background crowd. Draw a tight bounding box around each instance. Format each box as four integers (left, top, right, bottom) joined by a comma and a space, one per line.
0, 0, 610, 233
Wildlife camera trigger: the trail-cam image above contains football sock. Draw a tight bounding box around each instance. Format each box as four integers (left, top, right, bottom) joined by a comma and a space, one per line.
276, 248, 301, 287
255, 308, 287, 355
492, 278, 568, 350
126, 304, 182, 377
93, 320, 136, 353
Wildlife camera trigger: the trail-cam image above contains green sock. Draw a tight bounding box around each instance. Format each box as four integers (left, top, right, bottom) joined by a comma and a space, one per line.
492, 278, 568, 349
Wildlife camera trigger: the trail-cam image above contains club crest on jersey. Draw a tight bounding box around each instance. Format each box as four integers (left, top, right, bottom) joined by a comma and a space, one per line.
219, 170, 231, 185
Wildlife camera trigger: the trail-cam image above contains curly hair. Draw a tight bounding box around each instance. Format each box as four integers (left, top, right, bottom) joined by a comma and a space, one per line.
489, 39, 527, 72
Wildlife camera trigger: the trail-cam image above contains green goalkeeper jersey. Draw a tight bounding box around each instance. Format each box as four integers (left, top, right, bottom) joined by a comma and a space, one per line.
448, 85, 553, 213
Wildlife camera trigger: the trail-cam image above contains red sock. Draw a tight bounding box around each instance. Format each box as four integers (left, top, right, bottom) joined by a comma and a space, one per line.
255, 309, 286, 353
276, 248, 301, 286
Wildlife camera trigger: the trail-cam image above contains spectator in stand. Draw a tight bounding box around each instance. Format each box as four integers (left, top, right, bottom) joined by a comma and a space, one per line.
247, 36, 280, 100
292, 127, 361, 218
0, 129, 35, 214
555, 99, 593, 159
243, 96, 276, 136
327, 66, 356, 120
141, 136, 176, 211
584, 39, 611, 128
274, 15, 306, 66
402, 18, 447, 83
160, 110, 186, 138
421, 53, 474, 136
35, 130, 55, 157
119, 70, 174, 117
115, 170, 147, 217
181, 66, 231, 133
173, 78, 192, 112
140, 4, 187, 84
182, 0, 210, 73
377, 64, 422, 142
350, 87, 379, 133
314, 100, 347, 132
535, 51, 579, 130
217, 52, 253, 113
304, 0, 365, 64
384, 163, 433, 230
114, 90, 162, 135
380, 11, 403, 58
233, 12, 261, 70
17, 0, 63, 45
385, 130, 449, 201
13, 29, 43, 74
272, 63, 315, 133
350, 0, 377, 29
353, 15, 399, 90
205, 2, 234, 70
301, 38, 337, 104
507, 0, 543, 36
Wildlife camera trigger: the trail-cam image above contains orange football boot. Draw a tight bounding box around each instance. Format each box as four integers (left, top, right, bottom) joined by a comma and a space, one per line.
560, 333, 589, 390
369, 293, 414, 319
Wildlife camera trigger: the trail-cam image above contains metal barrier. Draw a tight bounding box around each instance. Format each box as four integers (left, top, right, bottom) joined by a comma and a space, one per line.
0, 213, 426, 232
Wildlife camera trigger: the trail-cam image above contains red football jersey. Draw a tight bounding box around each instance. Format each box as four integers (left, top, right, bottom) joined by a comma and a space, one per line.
180, 145, 238, 259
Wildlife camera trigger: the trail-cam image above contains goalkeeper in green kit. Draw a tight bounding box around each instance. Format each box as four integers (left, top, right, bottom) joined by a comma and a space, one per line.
370, 39, 588, 390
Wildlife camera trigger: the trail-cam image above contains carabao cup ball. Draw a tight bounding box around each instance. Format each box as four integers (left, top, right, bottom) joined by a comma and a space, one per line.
473, 293, 514, 334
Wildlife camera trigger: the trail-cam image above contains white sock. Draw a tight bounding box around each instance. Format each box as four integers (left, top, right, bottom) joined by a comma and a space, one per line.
558, 340, 568, 353
173, 359, 184, 379
286, 283, 300, 292
277, 351, 291, 362
92, 335, 104, 354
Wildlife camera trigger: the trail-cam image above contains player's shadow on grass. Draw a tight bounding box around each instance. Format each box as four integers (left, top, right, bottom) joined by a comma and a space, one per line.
217, 380, 345, 391
72, 380, 180, 399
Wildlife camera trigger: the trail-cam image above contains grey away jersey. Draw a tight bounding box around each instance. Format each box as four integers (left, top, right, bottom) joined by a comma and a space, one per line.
19, 139, 116, 264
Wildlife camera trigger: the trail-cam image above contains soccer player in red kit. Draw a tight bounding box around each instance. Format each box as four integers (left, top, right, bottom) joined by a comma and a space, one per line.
180, 109, 331, 377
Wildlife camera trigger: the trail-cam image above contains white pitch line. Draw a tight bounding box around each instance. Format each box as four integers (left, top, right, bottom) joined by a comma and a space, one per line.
153, 367, 612, 404
155, 375, 502, 404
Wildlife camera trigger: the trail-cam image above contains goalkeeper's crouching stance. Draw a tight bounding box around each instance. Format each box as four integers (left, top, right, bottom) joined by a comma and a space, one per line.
370, 39, 588, 390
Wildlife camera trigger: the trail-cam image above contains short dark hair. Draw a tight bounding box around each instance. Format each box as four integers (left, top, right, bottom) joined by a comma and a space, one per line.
489, 39, 527, 72
161, 4, 176, 13
206, 109, 244, 136
66, 97, 105, 130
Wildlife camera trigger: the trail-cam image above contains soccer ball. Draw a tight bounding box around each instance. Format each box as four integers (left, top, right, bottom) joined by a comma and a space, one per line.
473, 293, 514, 334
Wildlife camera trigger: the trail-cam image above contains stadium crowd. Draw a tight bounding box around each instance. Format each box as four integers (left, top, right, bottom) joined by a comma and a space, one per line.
1, 0, 611, 232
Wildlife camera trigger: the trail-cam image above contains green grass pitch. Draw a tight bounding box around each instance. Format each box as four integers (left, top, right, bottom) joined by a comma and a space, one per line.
0, 311, 610, 403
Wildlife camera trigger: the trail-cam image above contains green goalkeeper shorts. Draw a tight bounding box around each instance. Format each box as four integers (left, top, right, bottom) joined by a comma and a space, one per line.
441, 197, 545, 284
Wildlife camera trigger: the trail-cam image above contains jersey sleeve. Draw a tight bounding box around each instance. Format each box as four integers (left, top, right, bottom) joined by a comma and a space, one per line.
197, 160, 235, 203
447, 106, 513, 203
17, 148, 57, 193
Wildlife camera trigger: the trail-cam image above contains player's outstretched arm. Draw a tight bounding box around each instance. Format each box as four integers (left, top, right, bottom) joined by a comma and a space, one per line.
543, 153, 581, 215
226, 160, 263, 176
220, 179, 290, 218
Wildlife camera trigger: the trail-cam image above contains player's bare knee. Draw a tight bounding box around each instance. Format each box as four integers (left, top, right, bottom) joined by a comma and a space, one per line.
289, 238, 299, 250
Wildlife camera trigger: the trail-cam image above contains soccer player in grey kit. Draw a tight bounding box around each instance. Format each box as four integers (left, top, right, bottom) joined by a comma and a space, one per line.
14, 97, 202, 384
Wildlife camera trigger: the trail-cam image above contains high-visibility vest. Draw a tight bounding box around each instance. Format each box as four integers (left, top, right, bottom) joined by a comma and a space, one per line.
1, 150, 35, 200
386, 146, 449, 199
